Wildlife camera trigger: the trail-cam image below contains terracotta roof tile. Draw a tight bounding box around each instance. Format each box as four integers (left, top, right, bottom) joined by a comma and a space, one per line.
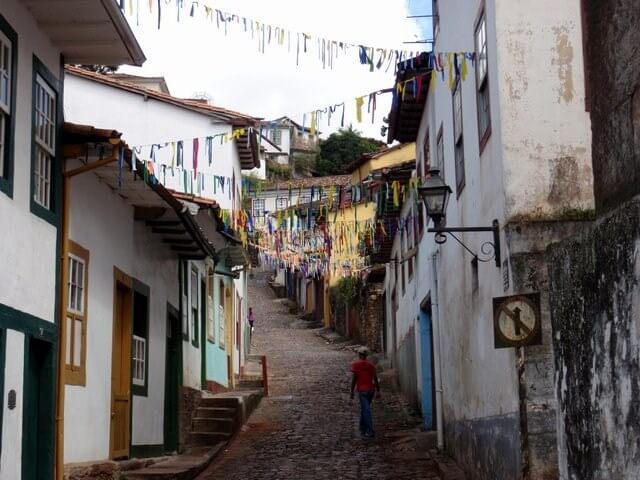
65, 66, 261, 126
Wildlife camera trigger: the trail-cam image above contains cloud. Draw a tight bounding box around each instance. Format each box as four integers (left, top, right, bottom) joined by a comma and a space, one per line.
119, 0, 421, 140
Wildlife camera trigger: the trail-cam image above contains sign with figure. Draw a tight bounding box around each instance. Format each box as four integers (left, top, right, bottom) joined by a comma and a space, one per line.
493, 293, 541, 348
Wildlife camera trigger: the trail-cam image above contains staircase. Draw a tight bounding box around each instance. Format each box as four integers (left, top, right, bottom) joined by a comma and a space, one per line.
188, 397, 238, 447
123, 391, 262, 480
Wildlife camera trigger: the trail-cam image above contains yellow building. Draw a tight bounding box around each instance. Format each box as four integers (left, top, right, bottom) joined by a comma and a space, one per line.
327, 143, 416, 287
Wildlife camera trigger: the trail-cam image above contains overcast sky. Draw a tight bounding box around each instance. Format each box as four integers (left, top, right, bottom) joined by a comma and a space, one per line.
118, 0, 428, 141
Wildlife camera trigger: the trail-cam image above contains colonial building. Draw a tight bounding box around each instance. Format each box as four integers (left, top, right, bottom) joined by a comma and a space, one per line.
385, 1, 593, 478
0, 2, 144, 479
261, 116, 320, 177
63, 66, 259, 397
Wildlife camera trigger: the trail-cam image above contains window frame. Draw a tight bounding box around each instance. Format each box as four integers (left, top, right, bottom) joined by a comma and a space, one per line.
275, 197, 289, 210
452, 78, 466, 196
65, 241, 89, 386
0, 15, 16, 198
132, 279, 150, 397
475, 8, 492, 152
30, 56, 61, 225
181, 260, 189, 340
218, 279, 226, 348
190, 265, 199, 348
252, 198, 265, 217
206, 267, 215, 343
436, 126, 444, 177
270, 128, 282, 146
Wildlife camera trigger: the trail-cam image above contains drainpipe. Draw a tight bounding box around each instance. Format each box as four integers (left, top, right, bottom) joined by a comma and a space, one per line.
431, 252, 444, 450
55, 146, 120, 480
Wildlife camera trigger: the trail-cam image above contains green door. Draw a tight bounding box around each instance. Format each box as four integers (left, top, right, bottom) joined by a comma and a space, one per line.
22, 336, 55, 480
164, 305, 181, 453
200, 279, 207, 389
0, 328, 5, 458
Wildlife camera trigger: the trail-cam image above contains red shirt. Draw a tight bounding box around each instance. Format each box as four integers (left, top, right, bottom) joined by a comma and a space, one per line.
352, 359, 376, 392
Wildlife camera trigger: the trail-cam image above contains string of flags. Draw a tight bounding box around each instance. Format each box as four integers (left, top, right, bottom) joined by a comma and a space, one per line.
118, 0, 424, 73
248, 173, 429, 278
128, 128, 252, 199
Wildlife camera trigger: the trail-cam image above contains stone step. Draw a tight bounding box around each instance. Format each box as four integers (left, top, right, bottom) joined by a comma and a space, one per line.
189, 431, 231, 447
199, 396, 239, 409
236, 379, 263, 389
194, 407, 236, 419
123, 445, 224, 480
192, 417, 234, 434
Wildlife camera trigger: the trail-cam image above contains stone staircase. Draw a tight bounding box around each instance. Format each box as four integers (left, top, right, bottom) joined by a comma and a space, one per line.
188, 397, 238, 447
123, 391, 262, 480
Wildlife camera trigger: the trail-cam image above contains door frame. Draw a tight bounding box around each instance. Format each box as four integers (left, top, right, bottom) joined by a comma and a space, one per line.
22, 335, 56, 480
200, 278, 207, 389
164, 303, 181, 453
110, 267, 133, 460
419, 299, 436, 430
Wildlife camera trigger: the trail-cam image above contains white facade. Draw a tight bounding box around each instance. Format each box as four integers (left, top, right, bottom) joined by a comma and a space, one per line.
64, 71, 253, 396
385, 0, 593, 477
0, 1, 142, 477
64, 163, 182, 462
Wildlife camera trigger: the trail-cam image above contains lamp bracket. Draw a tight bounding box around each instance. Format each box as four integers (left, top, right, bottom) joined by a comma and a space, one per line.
428, 219, 501, 267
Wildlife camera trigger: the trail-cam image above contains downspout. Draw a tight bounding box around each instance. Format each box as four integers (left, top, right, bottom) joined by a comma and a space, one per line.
55, 146, 120, 480
431, 252, 444, 450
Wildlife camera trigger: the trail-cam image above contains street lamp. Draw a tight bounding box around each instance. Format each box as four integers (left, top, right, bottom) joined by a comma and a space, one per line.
417, 169, 451, 226
418, 168, 501, 268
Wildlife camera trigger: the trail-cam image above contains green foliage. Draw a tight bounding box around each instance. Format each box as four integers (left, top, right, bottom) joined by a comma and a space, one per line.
315, 126, 385, 176
267, 162, 292, 180
335, 276, 361, 307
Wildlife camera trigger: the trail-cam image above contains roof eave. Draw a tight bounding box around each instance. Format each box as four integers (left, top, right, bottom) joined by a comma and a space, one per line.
101, 0, 146, 66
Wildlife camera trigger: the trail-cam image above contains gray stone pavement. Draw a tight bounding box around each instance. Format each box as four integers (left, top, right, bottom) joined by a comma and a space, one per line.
196, 272, 442, 480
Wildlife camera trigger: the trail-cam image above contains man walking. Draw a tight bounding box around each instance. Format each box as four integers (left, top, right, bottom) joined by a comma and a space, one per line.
247, 307, 255, 346
350, 347, 380, 438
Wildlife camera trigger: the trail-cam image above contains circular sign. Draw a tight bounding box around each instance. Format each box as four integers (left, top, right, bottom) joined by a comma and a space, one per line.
494, 296, 539, 346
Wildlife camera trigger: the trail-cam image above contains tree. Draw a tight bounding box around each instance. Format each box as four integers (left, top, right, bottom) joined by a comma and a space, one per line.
76, 65, 117, 74
315, 126, 385, 176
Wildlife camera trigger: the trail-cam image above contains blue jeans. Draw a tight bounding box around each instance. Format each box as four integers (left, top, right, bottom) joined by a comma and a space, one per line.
358, 391, 375, 436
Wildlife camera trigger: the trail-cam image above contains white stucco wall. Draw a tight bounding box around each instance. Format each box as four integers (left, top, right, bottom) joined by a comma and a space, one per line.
0, 0, 61, 322
495, 0, 593, 219
65, 73, 250, 395
399, 0, 592, 436
64, 169, 180, 462
64, 75, 241, 212
0, 330, 25, 480
0, 2, 65, 477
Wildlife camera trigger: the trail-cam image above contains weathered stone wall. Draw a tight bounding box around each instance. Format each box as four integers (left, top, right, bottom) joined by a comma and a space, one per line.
547, 201, 640, 479
584, 0, 640, 210
360, 283, 383, 353
396, 325, 418, 412
509, 249, 560, 480
179, 386, 202, 452
445, 413, 521, 480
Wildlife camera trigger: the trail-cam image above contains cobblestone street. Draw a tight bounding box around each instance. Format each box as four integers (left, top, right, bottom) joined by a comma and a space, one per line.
197, 273, 443, 480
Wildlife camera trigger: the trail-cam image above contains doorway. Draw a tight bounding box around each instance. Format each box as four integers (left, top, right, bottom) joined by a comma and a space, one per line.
110, 269, 133, 459
419, 303, 436, 430
164, 304, 180, 453
22, 336, 55, 480
200, 278, 207, 389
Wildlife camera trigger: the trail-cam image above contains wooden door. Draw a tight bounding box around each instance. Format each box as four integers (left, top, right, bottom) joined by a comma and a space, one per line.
110, 271, 132, 459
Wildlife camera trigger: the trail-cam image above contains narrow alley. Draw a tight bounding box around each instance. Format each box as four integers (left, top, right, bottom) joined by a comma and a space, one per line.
197, 272, 445, 480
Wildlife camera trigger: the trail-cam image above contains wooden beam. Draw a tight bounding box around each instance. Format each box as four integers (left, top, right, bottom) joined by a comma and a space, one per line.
146, 220, 182, 227
171, 246, 201, 253
152, 227, 187, 235
162, 238, 195, 245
